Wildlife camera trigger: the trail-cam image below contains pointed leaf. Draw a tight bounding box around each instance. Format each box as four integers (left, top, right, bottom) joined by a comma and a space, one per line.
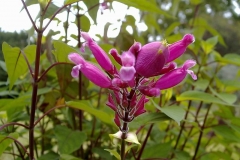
104, 149, 120, 160
209, 87, 237, 104
60, 154, 82, 160
177, 91, 237, 107
201, 36, 218, 54
54, 125, 87, 154
2, 42, 35, 89
129, 112, 171, 128
0, 132, 19, 155
66, 101, 115, 126
52, 40, 79, 62
216, 53, 240, 66
151, 100, 185, 125
84, 0, 99, 24
160, 106, 185, 125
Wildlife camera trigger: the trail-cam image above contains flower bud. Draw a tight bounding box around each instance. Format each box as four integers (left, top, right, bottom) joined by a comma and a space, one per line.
135, 40, 169, 77
154, 59, 197, 90
81, 32, 114, 73
167, 34, 195, 63
68, 53, 112, 88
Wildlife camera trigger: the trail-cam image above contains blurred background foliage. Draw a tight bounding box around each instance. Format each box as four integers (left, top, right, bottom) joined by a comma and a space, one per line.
0, 0, 240, 160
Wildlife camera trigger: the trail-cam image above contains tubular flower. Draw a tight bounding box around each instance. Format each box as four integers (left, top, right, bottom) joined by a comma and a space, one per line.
69, 32, 197, 129
68, 53, 111, 88
154, 59, 197, 90
167, 34, 195, 63
135, 40, 169, 77
80, 32, 114, 73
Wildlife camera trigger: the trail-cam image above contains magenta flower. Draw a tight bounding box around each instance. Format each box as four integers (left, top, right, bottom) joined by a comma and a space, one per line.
81, 32, 114, 73
154, 59, 197, 90
69, 32, 197, 128
68, 53, 112, 88
135, 40, 169, 77
167, 34, 195, 63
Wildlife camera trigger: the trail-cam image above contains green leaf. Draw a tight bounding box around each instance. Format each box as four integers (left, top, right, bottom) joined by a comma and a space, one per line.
60, 154, 82, 160
66, 101, 115, 126
38, 152, 59, 160
191, 17, 226, 46
141, 142, 171, 158
160, 106, 185, 125
201, 36, 218, 54
79, 15, 91, 32
129, 112, 171, 128
84, 0, 99, 24
0, 132, 19, 155
117, 0, 173, 18
64, 0, 80, 5
52, 40, 79, 62
20, 0, 38, 11
177, 91, 237, 107
213, 125, 240, 142
216, 53, 240, 66
209, 87, 237, 104
151, 100, 185, 125
54, 125, 87, 154
170, 0, 179, 17
2, 42, 34, 89
104, 149, 120, 160
165, 22, 181, 37
190, 0, 203, 5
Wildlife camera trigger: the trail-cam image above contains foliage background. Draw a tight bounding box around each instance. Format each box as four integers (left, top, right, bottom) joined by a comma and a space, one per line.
0, 0, 240, 160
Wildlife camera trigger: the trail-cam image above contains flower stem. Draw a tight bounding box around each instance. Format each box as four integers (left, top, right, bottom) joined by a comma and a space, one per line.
121, 139, 126, 160
136, 124, 154, 160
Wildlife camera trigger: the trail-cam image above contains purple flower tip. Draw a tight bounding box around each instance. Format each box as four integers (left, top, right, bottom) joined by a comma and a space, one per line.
182, 34, 195, 45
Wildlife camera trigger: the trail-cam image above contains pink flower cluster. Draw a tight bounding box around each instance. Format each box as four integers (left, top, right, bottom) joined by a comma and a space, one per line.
68, 32, 196, 128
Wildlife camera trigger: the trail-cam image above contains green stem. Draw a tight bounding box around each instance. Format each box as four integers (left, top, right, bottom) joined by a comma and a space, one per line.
121, 138, 126, 160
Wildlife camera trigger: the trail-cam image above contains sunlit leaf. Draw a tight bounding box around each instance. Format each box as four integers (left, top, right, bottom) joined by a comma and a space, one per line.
84, 0, 99, 24
2, 42, 35, 89
77, 15, 91, 32
117, 0, 173, 18
64, 0, 80, 5
54, 125, 86, 154
52, 40, 79, 62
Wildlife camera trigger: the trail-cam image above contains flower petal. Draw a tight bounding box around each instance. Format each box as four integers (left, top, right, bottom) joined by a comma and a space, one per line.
68, 53, 85, 65
71, 64, 82, 78
81, 32, 113, 73
167, 34, 195, 62
119, 66, 136, 82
